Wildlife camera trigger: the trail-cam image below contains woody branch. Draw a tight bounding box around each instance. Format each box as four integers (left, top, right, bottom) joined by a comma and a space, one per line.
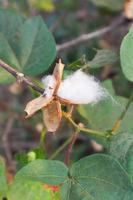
57, 14, 128, 52
0, 59, 44, 94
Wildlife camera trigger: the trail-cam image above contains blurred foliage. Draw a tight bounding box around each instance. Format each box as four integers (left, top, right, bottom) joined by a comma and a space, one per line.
0, 1, 133, 199
90, 0, 125, 11
29, 0, 55, 12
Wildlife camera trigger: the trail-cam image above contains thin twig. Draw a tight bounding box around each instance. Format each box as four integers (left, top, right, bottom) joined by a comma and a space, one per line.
2, 116, 15, 169
65, 131, 78, 166
49, 134, 74, 160
0, 59, 44, 94
57, 14, 126, 52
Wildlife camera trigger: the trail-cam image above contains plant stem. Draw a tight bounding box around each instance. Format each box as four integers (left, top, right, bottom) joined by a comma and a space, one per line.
111, 93, 133, 134
57, 14, 125, 52
62, 111, 105, 137
65, 131, 79, 166
49, 134, 74, 159
0, 59, 44, 94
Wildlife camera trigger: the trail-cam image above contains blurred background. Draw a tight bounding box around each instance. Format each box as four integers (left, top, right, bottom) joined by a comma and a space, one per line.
0, 0, 133, 173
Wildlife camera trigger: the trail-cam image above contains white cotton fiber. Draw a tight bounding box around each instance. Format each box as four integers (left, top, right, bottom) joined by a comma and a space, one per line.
57, 70, 107, 104
42, 75, 56, 98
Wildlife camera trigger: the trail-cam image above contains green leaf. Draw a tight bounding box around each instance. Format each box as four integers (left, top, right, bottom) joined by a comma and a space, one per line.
0, 8, 25, 50
109, 132, 133, 184
68, 55, 86, 69
90, 0, 124, 11
0, 10, 56, 83
0, 9, 23, 84
88, 49, 118, 68
101, 79, 115, 95
120, 27, 133, 82
17, 16, 56, 76
61, 154, 133, 200
15, 159, 68, 185
78, 81, 133, 134
0, 34, 21, 83
8, 180, 53, 200
0, 157, 8, 199
14, 156, 133, 200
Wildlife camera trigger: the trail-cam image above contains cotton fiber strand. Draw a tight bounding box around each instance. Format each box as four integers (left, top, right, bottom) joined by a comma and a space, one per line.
57, 70, 107, 104
42, 75, 56, 98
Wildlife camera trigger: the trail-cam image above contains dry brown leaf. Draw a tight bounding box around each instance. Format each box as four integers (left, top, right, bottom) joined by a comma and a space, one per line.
124, 0, 133, 19
43, 100, 62, 132
25, 96, 53, 117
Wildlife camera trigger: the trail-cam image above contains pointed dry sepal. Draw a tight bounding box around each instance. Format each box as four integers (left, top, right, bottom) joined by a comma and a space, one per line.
43, 100, 62, 132
25, 95, 53, 117
124, 0, 133, 19
53, 59, 65, 94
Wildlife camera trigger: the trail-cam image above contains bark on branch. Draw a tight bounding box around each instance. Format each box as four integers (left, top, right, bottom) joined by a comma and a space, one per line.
57, 14, 126, 52
0, 59, 44, 94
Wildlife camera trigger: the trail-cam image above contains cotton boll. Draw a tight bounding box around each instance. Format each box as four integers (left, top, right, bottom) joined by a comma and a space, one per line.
57, 70, 107, 104
42, 75, 56, 98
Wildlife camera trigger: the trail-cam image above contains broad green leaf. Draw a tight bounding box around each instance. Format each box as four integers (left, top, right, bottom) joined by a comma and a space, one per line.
0, 157, 8, 199
8, 180, 53, 200
120, 26, 133, 82
0, 8, 25, 50
109, 132, 133, 184
0, 34, 21, 83
15, 159, 68, 185
78, 80, 133, 133
90, 0, 124, 11
61, 154, 133, 200
17, 16, 56, 76
0, 9, 23, 84
88, 49, 117, 69
0, 10, 56, 83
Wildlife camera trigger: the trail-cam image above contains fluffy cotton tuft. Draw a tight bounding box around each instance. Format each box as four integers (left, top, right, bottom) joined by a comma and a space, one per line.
57, 70, 107, 104
42, 75, 56, 98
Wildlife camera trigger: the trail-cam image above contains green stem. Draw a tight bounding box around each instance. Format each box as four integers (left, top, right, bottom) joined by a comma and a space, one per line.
62, 112, 105, 137
49, 134, 74, 159
50, 111, 106, 159
111, 93, 133, 135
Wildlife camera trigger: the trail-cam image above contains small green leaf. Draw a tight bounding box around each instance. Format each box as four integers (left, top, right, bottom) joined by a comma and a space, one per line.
68, 55, 86, 69
17, 16, 56, 76
88, 49, 118, 68
90, 0, 124, 11
120, 26, 133, 82
15, 159, 68, 185
0, 157, 8, 199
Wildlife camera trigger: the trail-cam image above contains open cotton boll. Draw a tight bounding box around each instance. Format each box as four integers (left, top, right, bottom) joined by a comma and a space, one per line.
57, 70, 107, 104
42, 75, 56, 98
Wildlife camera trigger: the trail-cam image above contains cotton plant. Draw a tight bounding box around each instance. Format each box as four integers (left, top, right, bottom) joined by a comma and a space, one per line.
25, 59, 107, 132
